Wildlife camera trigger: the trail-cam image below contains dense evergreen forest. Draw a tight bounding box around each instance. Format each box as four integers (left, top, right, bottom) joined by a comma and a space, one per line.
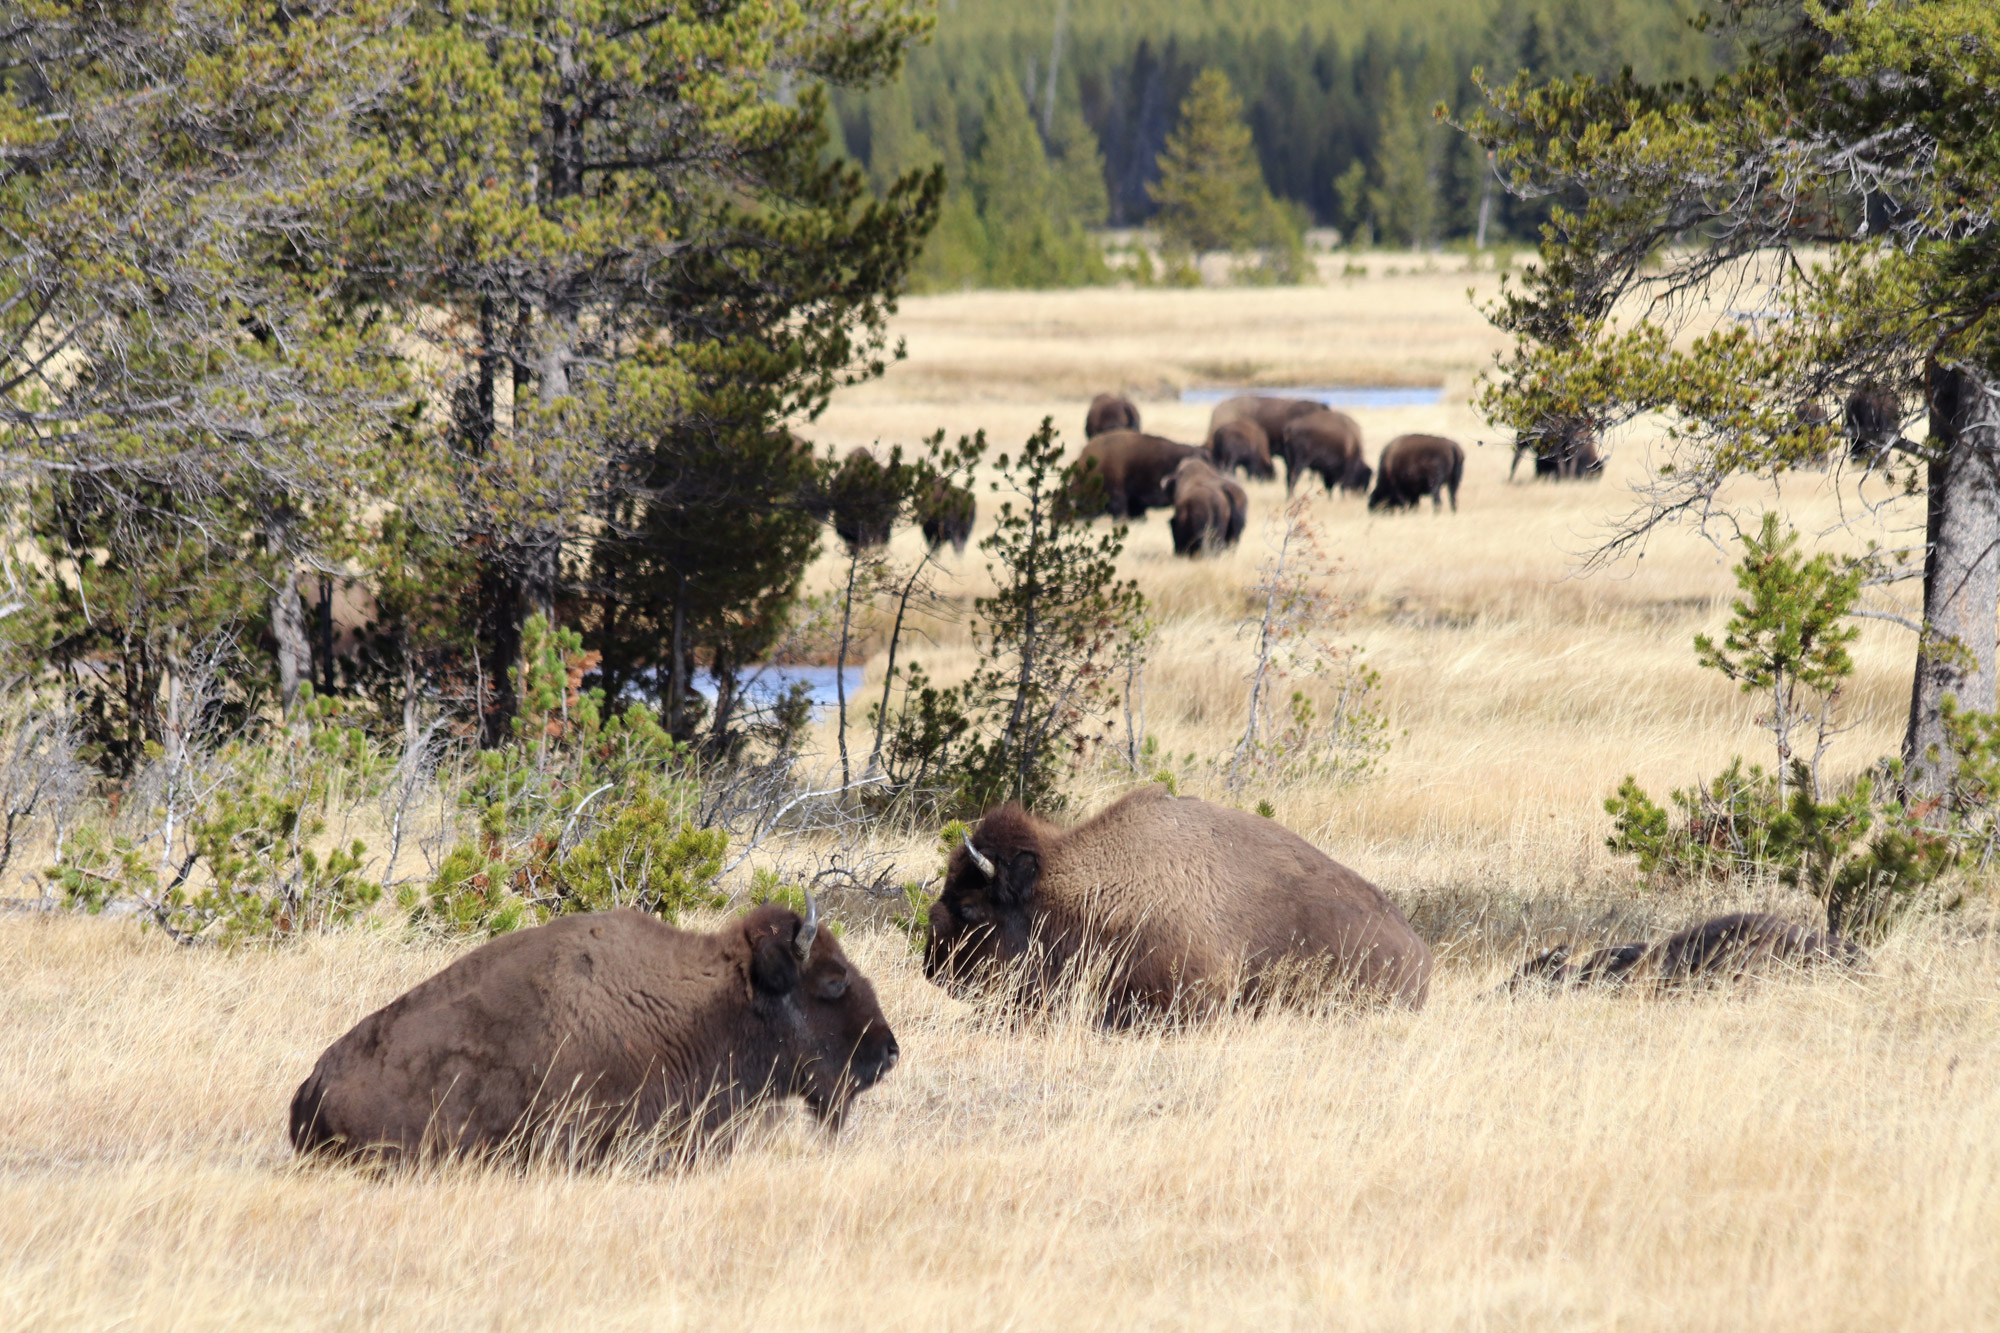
834, 0, 1722, 284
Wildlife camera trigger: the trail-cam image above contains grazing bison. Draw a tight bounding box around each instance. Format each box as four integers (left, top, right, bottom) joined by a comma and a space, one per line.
1164, 456, 1247, 555
1072, 430, 1203, 520
1845, 384, 1906, 462
923, 786, 1433, 1016
917, 477, 975, 554
1085, 392, 1142, 438
1508, 426, 1603, 480
1280, 410, 1370, 495
289, 901, 897, 1162
1207, 394, 1322, 447
1369, 434, 1463, 512
813, 447, 899, 551
1502, 912, 1867, 995
1207, 418, 1277, 480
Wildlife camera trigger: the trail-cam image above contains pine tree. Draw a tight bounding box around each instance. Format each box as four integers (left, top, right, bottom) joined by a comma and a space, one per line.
0, 0, 410, 760
1148, 69, 1268, 254
349, 0, 940, 738
967, 79, 1101, 287
1367, 69, 1441, 250
1473, 0, 2000, 794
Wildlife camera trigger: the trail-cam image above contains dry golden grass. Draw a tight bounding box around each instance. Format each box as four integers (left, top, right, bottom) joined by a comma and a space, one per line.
4, 269, 1996, 1330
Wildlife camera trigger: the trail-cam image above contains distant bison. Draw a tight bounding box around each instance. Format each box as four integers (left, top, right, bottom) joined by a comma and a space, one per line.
817, 447, 899, 551
1508, 425, 1603, 480
1369, 434, 1463, 512
1207, 418, 1277, 480
290, 902, 897, 1163
1164, 456, 1247, 555
924, 787, 1433, 1016
1207, 394, 1321, 447
1845, 384, 1906, 462
917, 477, 975, 554
1072, 430, 1202, 520
1280, 409, 1370, 495
1085, 393, 1142, 438
1503, 912, 1867, 994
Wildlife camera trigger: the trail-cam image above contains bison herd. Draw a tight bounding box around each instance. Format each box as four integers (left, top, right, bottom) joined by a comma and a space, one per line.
290, 786, 1866, 1166
283, 390, 1885, 1165
1070, 391, 1467, 556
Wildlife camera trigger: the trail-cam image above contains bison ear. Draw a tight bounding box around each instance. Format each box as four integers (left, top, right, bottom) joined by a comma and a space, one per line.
750, 926, 802, 996
996, 850, 1040, 908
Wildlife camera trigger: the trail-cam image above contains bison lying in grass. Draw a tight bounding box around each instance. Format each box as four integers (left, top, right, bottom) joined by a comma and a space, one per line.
290, 900, 897, 1163
924, 786, 1433, 1017
1504, 912, 1868, 994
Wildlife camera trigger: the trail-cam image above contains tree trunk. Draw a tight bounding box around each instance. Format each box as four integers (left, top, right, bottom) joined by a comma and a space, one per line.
1903, 363, 2000, 793
667, 568, 689, 741
315, 574, 336, 696
264, 512, 311, 721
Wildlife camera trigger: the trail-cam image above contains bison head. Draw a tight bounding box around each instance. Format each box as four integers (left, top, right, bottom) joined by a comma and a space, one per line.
923, 807, 1043, 997
742, 899, 897, 1127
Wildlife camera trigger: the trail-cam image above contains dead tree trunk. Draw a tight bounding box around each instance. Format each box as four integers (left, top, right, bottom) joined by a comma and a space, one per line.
265, 516, 311, 721
1903, 363, 2000, 793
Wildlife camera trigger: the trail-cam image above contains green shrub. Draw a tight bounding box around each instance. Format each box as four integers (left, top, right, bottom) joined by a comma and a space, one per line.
1606, 759, 1957, 942
403, 615, 723, 935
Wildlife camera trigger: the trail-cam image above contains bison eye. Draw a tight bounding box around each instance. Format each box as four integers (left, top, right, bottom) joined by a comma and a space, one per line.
950, 895, 989, 924
816, 973, 849, 1000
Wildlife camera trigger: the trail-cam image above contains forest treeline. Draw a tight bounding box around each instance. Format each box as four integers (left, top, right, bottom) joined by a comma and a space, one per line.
835, 0, 1720, 286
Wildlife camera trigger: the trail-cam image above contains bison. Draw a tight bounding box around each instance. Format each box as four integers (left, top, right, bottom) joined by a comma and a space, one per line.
1164, 456, 1247, 555
1504, 941, 1650, 993
1280, 409, 1370, 495
1654, 911, 1868, 984
1207, 393, 1322, 447
1845, 384, 1906, 462
1085, 392, 1142, 438
917, 477, 975, 554
1369, 434, 1463, 512
289, 900, 897, 1163
1071, 430, 1203, 520
1508, 426, 1603, 480
923, 786, 1434, 1017
1207, 418, 1277, 480
1502, 912, 1867, 995
811, 447, 899, 551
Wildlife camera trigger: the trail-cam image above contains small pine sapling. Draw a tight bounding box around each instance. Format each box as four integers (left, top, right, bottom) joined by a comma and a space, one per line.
1693, 513, 1862, 800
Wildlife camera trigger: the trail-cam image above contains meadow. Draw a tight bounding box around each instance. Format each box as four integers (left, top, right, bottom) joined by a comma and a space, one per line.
3, 260, 1995, 1330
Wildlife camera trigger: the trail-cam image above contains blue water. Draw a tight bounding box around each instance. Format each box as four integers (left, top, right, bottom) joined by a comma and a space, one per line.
691, 664, 867, 711
1180, 385, 1444, 408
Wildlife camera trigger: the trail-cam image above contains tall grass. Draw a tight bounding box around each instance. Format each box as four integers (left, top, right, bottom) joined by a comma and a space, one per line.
2, 272, 1991, 1329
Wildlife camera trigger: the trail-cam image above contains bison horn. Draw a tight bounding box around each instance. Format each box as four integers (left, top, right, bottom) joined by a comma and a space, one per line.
963, 831, 996, 880
794, 890, 819, 963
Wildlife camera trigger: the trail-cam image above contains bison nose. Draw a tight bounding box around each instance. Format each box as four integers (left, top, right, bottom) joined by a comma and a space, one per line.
879, 1034, 899, 1075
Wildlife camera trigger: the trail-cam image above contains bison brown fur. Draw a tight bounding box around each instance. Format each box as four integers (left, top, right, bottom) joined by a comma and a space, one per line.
1164, 456, 1247, 555
917, 477, 975, 554
1280, 410, 1370, 495
1072, 430, 1202, 520
289, 904, 897, 1163
1845, 385, 1906, 462
924, 787, 1433, 1016
1206, 419, 1276, 480
1503, 912, 1867, 996
1654, 911, 1868, 985
1208, 394, 1321, 448
1509, 427, 1603, 481
1369, 434, 1464, 512
1085, 392, 1142, 437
